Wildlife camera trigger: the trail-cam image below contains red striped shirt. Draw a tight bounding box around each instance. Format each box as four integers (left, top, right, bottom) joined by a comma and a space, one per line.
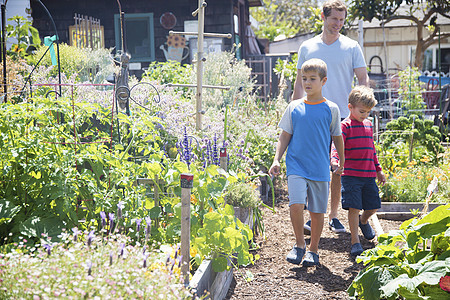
331, 118, 382, 177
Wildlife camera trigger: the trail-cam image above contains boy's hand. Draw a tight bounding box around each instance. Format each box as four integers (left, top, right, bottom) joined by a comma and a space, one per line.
333, 165, 344, 175
377, 171, 386, 186
331, 161, 339, 172
269, 161, 281, 176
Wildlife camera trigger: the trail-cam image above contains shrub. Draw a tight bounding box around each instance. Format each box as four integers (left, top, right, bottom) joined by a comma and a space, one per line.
226, 181, 260, 208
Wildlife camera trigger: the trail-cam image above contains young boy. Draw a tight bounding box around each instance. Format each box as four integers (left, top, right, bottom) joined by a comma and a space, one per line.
331, 85, 386, 257
269, 58, 345, 266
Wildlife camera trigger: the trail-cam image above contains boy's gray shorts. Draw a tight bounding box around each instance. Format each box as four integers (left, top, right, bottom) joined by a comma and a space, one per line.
287, 175, 329, 214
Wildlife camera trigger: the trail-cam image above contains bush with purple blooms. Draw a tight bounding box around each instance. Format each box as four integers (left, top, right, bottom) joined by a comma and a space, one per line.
0, 231, 191, 299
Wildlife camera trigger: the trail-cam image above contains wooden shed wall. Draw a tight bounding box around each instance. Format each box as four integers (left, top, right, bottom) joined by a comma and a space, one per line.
30, 0, 234, 63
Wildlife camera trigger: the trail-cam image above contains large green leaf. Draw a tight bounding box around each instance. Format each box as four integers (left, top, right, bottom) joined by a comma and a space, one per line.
349, 266, 398, 300
0, 200, 21, 225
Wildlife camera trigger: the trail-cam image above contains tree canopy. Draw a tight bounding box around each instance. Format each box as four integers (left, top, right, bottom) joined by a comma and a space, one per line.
349, 0, 450, 69
250, 0, 319, 41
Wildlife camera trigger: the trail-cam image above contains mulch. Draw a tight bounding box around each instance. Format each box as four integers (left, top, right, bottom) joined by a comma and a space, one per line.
225, 179, 403, 300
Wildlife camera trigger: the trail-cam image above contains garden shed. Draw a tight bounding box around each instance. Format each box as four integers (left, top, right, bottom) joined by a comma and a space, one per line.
30, 0, 263, 76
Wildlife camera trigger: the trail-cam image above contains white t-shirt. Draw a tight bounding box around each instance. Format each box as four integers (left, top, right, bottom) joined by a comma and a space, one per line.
296, 35, 366, 116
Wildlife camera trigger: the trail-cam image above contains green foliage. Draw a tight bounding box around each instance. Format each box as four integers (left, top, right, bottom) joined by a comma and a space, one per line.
193, 204, 256, 272
0, 233, 191, 299
226, 181, 260, 208
143, 60, 193, 85
274, 53, 298, 90
308, 6, 323, 35
250, 0, 319, 41
381, 116, 444, 163
348, 204, 450, 299
6, 15, 41, 60
397, 67, 426, 114
29, 44, 116, 83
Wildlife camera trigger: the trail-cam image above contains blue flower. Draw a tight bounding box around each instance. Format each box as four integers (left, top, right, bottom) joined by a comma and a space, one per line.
117, 202, 123, 219
72, 227, 80, 242
135, 218, 142, 232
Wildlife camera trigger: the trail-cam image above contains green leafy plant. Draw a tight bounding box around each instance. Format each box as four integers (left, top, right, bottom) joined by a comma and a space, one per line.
397, 67, 426, 115
274, 53, 298, 91
226, 181, 260, 209
348, 204, 450, 299
6, 15, 41, 60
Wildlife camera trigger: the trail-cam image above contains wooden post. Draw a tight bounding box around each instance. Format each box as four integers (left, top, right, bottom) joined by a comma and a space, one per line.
180, 173, 193, 286
219, 147, 227, 171
195, 1, 206, 131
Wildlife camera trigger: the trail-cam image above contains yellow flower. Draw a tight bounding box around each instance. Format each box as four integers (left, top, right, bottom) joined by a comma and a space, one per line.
190, 194, 198, 205
190, 247, 197, 257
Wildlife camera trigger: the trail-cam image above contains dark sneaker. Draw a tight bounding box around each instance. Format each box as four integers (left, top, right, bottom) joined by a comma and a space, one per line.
329, 218, 346, 233
304, 220, 311, 235
350, 243, 364, 256
359, 220, 376, 240
286, 245, 306, 265
302, 251, 320, 267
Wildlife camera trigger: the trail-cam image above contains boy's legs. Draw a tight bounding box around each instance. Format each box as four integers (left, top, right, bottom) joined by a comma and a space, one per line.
309, 212, 324, 253
360, 209, 378, 225
348, 208, 361, 245
290, 204, 306, 248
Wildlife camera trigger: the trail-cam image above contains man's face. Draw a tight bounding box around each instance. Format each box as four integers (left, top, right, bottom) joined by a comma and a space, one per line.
322, 8, 346, 36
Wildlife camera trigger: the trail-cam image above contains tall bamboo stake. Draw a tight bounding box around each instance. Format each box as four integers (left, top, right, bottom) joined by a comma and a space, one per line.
180, 173, 193, 285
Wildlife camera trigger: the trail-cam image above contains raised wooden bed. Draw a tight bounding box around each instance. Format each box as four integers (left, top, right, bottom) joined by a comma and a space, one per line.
376, 202, 444, 221
189, 207, 253, 300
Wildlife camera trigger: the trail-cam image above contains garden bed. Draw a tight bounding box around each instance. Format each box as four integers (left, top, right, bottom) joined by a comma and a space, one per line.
377, 202, 444, 220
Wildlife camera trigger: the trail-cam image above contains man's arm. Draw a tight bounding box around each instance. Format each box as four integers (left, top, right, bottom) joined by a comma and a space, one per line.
268, 130, 292, 176
292, 69, 303, 100
354, 66, 369, 86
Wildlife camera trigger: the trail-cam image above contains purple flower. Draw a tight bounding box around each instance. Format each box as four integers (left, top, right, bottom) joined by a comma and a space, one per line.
143, 253, 149, 268
72, 227, 80, 242
109, 213, 115, 233
117, 202, 123, 219
145, 216, 151, 240
100, 211, 106, 229
87, 261, 92, 276
143, 245, 147, 254
87, 230, 95, 247
43, 244, 53, 256
109, 251, 113, 266
135, 218, 142, 232
183, 127, 191, 169
119, 243, 125, 257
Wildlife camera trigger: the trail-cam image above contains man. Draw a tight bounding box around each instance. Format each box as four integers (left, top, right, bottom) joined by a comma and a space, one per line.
292, 0, 369, 234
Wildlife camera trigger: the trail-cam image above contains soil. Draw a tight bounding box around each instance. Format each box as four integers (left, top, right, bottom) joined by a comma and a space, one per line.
225, 179, 404, 300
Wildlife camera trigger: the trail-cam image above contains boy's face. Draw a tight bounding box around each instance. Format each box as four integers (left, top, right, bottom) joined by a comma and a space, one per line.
348, 103, 372, 122
301, 70, 327, 97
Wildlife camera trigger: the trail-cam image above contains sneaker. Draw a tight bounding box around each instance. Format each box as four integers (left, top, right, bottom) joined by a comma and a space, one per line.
350, 243, 364, 256
329, 218, 346, 233
304, 220, 311, 235
286, 245, 306, 265
359, 220, 376, 240
302, 251, 320, 267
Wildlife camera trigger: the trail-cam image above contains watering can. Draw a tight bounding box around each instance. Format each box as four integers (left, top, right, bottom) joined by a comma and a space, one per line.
160, 35, 189, 62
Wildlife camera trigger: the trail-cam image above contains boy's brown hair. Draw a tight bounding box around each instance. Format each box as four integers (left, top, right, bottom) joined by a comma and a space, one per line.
348, 86, 377, 108
301, 58, 327, 80
323, 0, 347, 18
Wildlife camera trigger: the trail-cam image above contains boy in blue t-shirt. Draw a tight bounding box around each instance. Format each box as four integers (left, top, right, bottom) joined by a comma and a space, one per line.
269, 58, 345, 266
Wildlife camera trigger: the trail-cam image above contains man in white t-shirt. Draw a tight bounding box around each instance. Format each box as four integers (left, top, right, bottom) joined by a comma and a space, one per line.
292, 0, 369, 234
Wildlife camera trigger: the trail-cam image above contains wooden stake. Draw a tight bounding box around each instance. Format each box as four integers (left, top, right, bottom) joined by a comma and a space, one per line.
219, 147, 227, 171
195, 0, 206, 131
180, 173, 193, 285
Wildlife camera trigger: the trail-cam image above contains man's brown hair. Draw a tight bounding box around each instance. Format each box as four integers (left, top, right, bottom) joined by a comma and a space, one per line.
323, 0, 347, 18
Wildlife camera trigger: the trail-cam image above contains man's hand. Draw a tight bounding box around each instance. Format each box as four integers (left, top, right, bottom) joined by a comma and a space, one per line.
269, 161, 281, 177
377, 171, 386, 186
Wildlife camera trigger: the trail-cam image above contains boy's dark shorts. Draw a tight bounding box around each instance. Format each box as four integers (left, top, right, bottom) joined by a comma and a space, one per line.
341, 176, 381, 211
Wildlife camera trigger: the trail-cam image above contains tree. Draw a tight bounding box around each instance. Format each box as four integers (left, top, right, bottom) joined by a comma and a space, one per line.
250, 0, 319, 41
349, 0, 450, 69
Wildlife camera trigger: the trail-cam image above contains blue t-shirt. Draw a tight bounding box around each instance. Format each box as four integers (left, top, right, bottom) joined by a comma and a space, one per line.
278, 98, 341, 182
296, 35, 366, 116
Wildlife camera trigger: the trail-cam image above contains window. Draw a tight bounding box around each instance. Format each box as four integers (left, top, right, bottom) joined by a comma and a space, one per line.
114, 13, 155, 62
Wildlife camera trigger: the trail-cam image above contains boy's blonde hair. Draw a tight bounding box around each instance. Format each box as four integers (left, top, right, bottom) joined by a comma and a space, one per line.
348, 86, 377, 108
323, 0, 347, 18
301, 58, 327, 80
